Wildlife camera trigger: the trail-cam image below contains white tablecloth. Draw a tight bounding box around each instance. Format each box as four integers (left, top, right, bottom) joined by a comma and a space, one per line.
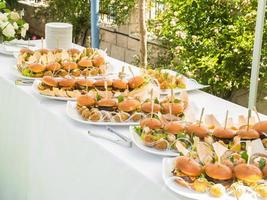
0, 42, 265, 200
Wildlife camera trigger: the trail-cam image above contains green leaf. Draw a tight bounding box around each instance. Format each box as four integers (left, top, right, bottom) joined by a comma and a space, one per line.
259, 158, 266, 170
117, 95, 124, 103
0, 2, 6, 10
96, 93, 102, 101
241, 151, 248, 162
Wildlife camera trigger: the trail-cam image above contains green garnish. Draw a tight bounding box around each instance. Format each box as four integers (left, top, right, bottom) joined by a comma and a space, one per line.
154, 98, 159, 104
259, 158, 266, 170
117, 95, 124, 103
96, 93, 102, 101
134, 126, 142, 135
22, 68, 33, 77
173, 99, 181, 103
241, 151, 248, 162
229, 155, 234, 163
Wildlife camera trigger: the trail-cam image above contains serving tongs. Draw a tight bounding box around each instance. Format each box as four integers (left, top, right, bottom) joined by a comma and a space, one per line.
88, 126, 132, 148
15, 79, 34, 86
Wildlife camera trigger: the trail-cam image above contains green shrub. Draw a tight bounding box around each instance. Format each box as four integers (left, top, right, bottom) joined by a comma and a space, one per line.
149, 0, 267, 98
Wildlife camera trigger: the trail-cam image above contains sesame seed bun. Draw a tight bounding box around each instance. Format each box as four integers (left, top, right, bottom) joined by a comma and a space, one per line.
46, 62, 61, 71
128, 76, 145, 89
236, 129, 260, 139
175, 156, 202, 177
68, 48, 80, 55
205, 163, 233, 180
118, 99, 141, 112
58, 78, 76, 88
62, 62, 78, 71
97, 98, 117, 107
77, 95, 96, 107
213, 128, 235, 139
161, 103, 184, 115
94, 80, 112, 87
234, 164, 262, 183
76, 79, 94, 87
186, 123, 209, 138
140, 118, 162, 129
28, 63, 46, 73
112, 79, 128, 90
141, 102, 161, 113
78, 59, 93, 68
253, 121, 267, 134
92, 55, 105, 67
164, 121, 185, 134
20, 48, 33, 54
42, 76, 58, 87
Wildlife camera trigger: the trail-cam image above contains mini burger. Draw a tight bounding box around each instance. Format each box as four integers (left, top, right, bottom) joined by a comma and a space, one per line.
112, 79, 128, 92
92, 55, 105, 67
76, 79, 94, 90
213, 128, 235, 143
46, 62, 61, 71
164, 121, 185, 134
141, 101, 161, 113
186, 123, 209, 139
28, 63, 46, 77
161, 102, 184, 116
118, 99, 141, 113
38, 48, 49, 55
236, 128, 260, 140
205, 163, 233, 184
128, 76, 145, 90
77, 95, 96, 107
174, 156, 202, 182
58, 78, 76, 90
140, 118, 162, 129
78, 59, 93, 69
68, 48, 80, 55
97, 98, 117, 111
253, 121, 267, 134
20, 48, 34, 55
234, 163, 262, 183
38, 76, 58, 90
94, 80, 112, 90
62, 62, 78, 71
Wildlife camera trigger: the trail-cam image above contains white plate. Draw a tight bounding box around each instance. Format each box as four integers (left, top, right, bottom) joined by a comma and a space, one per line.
129, 126, 179, 156
159, 69, 209, 95
66, 101, 140, 126
162, 158, 259, 200
32, 80, 76, 101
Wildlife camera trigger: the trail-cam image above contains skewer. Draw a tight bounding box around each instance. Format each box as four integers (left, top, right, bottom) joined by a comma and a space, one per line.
224, 110, 229, 129
41, 37, 44, 49
119, 66, 125, 80
253, 106, 261, 122
199, 108, 205, 127
104, 81, 108, 99
247, 109, 251, 131
128, 66, 135, 77
150, 88, 154, 118
169, 89, 174, 121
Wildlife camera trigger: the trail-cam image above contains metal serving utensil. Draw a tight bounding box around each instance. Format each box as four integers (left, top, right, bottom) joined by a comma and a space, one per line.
106, 126, 132, 147
15, 79, 34, 86
88, 128, 132, 148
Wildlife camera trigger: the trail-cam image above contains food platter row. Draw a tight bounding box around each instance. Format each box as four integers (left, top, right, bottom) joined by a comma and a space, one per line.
13, 45, 267, 200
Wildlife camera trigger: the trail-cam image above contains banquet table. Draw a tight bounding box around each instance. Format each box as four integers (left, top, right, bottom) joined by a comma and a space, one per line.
0, 41, 266, 200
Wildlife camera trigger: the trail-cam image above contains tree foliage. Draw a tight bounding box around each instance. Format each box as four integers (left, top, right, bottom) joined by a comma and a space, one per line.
149, 0, 267, 98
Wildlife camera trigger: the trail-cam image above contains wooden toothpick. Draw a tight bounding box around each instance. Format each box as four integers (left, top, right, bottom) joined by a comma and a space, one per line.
41, 37, 44, 49
247, 109, 251, 131
253, 106, 261, 122
128, 66, 135, 77
224, 110, 229, 129
150, 88, 154, 118
199, 108, 205, 127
